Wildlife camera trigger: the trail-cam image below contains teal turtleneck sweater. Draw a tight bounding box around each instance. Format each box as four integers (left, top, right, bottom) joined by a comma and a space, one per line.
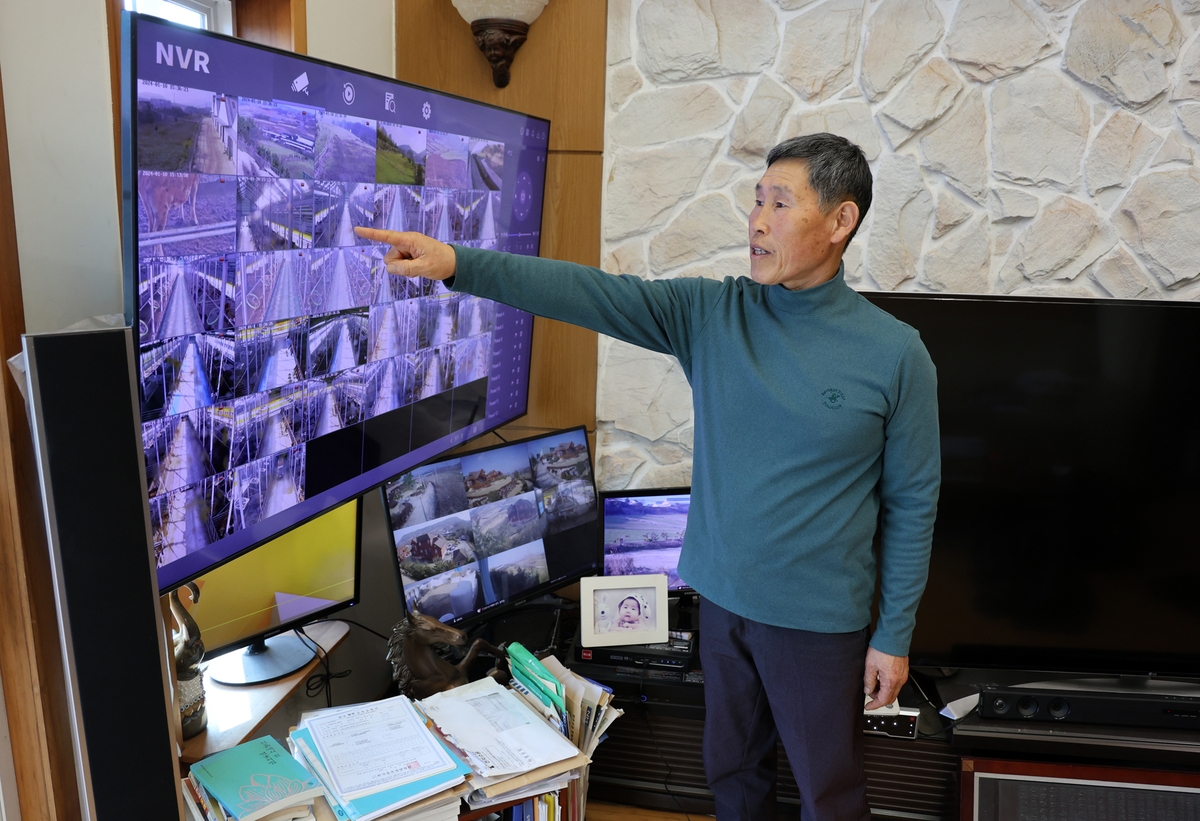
450, 246, 940, 656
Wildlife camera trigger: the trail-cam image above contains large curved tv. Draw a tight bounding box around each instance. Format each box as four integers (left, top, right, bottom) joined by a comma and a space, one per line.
865, 292, 1200, 678
120, 12, 548, 592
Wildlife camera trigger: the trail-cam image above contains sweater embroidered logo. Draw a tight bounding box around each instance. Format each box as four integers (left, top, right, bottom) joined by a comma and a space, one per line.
822, 388, 846, 410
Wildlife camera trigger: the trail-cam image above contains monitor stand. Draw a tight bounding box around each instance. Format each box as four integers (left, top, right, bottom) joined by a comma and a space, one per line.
206, 631, 316, 686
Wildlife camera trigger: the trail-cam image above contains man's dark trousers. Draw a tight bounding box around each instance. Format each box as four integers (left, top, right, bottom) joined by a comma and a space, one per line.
700, 598, 871, 821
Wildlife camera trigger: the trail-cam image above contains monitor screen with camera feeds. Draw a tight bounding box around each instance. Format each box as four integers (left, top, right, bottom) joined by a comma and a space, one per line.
123, 14, 548, 591
383, 426, 599, 627
601, 488, 691, 592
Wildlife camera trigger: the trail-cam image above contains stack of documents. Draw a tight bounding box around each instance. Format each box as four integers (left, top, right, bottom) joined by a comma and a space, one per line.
531, 652, 624, 821
533, 652, 623, 759
418, 674, 587, 812
287, 694, 470, 821
416, 644, 623, 820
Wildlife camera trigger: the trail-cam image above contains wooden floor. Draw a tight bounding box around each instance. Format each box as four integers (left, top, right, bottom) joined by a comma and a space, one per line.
587, 802, 711, 820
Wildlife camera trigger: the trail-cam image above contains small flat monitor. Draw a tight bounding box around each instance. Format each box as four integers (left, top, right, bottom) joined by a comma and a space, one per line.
177, 497, 360, 684
383, 426, 599, 627
600, 488, 691, 592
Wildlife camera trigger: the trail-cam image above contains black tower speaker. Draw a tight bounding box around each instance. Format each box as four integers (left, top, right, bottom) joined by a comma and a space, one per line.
23, 327, 182, 820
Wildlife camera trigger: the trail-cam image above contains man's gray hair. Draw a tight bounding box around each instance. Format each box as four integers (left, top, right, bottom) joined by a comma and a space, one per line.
766, 133, 872, 246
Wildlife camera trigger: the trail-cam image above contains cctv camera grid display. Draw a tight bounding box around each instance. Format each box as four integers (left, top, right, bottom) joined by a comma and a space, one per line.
135, 66, 535, 579
384, 430, 599, 625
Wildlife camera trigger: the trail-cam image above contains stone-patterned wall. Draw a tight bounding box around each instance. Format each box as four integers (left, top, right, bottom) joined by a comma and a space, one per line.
595, 0, 1200, 490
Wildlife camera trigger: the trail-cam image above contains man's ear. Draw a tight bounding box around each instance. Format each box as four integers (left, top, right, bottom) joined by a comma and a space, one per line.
831, 201, 860, 246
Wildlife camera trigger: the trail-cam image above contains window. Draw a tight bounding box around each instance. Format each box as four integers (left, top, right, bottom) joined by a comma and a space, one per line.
124, 0, 233, 35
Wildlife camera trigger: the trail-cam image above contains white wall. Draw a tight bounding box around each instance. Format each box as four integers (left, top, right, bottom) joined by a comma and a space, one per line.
0, 0, 124, 335
307, 0, 396, 78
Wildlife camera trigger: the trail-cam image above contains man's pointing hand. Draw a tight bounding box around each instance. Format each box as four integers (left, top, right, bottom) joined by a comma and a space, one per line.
354, 227, 457, 281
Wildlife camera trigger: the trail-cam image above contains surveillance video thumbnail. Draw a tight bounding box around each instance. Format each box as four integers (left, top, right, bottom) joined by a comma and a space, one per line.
138, 254, 237, 341
136, 80, 238, 175
236, 98, 317, 179
138, 171, 236, 256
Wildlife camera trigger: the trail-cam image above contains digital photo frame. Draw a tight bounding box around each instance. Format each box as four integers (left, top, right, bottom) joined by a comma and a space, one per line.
580, 574, 669, 648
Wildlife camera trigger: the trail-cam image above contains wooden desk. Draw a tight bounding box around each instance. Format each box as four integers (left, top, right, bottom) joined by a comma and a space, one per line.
180, 620, 350, 764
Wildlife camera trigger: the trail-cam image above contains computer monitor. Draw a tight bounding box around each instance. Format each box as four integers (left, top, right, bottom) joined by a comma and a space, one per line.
122, 13, 549, 593
383, 426, 600, 627
600, 487, 692, 592
176, 497, 361, 684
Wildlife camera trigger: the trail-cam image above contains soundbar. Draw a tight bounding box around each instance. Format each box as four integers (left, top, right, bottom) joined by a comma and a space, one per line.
980, 678, 1200, 731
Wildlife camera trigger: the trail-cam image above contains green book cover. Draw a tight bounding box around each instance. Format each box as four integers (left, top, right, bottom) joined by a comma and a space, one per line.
191, 736, 325, 821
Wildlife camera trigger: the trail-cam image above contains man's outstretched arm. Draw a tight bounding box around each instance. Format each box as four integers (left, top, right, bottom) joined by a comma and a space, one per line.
355, 227, 715, 364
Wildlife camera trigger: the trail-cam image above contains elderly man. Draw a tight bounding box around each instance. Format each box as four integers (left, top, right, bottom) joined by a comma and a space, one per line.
357, 133, 940, 821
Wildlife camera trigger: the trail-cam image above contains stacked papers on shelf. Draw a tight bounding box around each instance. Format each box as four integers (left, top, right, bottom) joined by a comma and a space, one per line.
418, 676, 581, 780
533, 652, 624, 821
461, 771, 576, 811
310, 786, 466, 821
536, 653, 623, 758
288, 694, 470, 821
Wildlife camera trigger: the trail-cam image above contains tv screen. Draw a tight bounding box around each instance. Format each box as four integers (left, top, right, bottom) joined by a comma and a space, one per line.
383, 426, 599, 627
122, 13, 548, 592
864, 293, 1200, 678
177, 496, 360, 683
600, 488, 692, 592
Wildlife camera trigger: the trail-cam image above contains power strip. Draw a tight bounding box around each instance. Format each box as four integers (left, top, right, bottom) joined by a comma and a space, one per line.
864, 706, 921, 739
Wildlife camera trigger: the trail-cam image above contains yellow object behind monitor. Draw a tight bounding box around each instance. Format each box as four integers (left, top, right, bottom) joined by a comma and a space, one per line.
174, 500, 358, 653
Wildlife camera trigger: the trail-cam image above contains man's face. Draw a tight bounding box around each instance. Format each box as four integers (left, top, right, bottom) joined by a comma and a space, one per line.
749, 159, 853, 291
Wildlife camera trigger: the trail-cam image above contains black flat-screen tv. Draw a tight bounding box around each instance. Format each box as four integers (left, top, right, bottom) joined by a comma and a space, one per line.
383, 426, 600, 627
864, 292, 1200, 679
600, 487, 692, 592
121, 13, 548, 592
179, 497, 361, 684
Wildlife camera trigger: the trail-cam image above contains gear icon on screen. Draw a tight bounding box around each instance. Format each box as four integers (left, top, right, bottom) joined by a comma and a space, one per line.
422, 101, 432, 120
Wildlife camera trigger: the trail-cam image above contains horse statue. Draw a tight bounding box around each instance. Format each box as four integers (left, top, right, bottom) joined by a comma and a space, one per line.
386, 609, 508, 700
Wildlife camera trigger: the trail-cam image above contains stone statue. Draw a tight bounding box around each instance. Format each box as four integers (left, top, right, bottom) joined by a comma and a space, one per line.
169, 581, 207, 739
471, 19, 530, 88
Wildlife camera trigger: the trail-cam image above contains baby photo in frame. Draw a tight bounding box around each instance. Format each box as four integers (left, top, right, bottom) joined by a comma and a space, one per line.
580, 574, 669, 647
